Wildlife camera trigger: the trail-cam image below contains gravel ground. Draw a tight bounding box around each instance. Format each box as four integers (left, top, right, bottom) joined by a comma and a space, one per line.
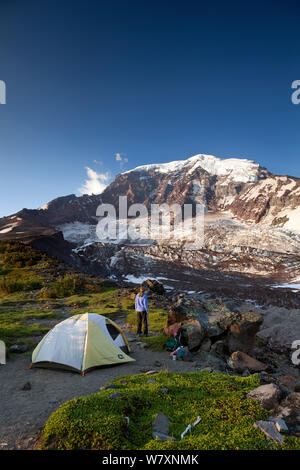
0, 336, 197, 450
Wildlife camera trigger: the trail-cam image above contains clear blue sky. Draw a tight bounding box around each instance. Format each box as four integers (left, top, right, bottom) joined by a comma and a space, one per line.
0, 0, 300, 217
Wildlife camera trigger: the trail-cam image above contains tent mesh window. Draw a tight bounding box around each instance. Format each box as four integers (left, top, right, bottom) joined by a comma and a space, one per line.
106, 321, 120, 340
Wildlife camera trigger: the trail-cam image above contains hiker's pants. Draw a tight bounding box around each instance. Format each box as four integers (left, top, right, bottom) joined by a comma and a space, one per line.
136, 310, 148, 335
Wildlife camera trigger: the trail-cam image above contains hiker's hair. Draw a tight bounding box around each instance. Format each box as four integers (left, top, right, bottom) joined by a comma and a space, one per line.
138, 286, 145, 297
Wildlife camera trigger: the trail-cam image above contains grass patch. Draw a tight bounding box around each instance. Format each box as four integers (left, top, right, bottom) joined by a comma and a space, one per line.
40, 371, 300, 450
39, 274, 87, 299
141, 334, 167, 351
0, 308, 63, 347
0, 276, 42, 294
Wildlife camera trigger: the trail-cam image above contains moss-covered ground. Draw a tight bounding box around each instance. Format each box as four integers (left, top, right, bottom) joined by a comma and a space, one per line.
40, 370, 300, 450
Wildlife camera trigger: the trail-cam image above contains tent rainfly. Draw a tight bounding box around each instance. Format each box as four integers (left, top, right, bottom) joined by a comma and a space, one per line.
31, 313, 134, 375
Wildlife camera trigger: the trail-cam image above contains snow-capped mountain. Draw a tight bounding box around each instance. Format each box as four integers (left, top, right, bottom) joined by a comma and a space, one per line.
1, 152, 300, 300
99, 153, 269, 212
123, 154, 263, 182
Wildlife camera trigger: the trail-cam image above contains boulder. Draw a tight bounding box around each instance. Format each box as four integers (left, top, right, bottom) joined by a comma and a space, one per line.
152, 413, 170, 435
228, 351, 268, 373
200, 338, 211, 352
21, 382, 31, 391
182, 347, 194, 362
179, 322, 205, 351
247, 383, 281, 410
10, 344, 28, 354
109, 392, 122, 399
142, 279, 165, 295
205, 323, 223, 338
164, 295, 208, 336
210, 340, 226, 357
253, 421, 284, 444
219, 311, 263, 354
101, 384, 117, 391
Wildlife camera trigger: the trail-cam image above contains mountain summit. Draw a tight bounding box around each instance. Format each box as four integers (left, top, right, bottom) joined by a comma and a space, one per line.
123, 153, 266, 183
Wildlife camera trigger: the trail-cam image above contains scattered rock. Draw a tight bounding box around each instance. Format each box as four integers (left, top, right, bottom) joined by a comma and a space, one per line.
279, 376, 296, 395
275, 418, 289, 433
21, 382, 31, 391
10, 344, 28, 354
145, 370, 156, 375
139, 343, 149, 349
228, 351, 268, 373
152, 413, 170, 435
109, 392, 122, 399
147, 379, 156, 384
100, 384, 117, 391
258, 371, 277, 385
153, 360, 162, 367
274, 392, 300, 420
253, 420, 284, 444
247, 383, 281, 410
161, 387, 169, 394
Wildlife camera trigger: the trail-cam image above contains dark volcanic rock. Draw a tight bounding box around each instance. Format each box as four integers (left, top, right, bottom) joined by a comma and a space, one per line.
164, 295, 209, 337
10, 344, 28, 354
228, 351, 268, 373
142, 279, 165, 295
179, 323, 205, 351
219, 311, 263, 354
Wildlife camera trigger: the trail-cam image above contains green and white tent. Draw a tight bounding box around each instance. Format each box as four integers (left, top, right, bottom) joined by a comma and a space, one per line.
31, 313, 134, 374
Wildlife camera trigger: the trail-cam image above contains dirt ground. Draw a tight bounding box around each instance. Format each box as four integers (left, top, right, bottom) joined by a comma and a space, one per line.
0, 334, 198, 450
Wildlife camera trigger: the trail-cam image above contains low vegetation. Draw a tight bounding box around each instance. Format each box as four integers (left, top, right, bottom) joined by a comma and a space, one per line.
41, 371, 300, 450
0, 241, 168, 351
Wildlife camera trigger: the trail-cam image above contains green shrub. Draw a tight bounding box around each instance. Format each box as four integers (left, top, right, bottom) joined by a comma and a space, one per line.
0, 241, 44, 267
40, 274, 86, 299
0, 276, 42, 293
40, 371, 300, 451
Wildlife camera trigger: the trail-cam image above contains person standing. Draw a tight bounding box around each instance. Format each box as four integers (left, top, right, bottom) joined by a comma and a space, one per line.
135, 287, 149, 337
